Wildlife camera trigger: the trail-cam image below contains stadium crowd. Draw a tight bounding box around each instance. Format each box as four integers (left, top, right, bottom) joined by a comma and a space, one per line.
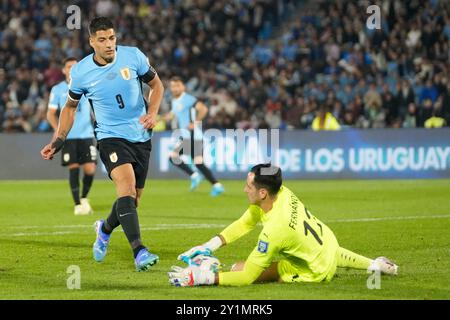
0, 0, 449, 133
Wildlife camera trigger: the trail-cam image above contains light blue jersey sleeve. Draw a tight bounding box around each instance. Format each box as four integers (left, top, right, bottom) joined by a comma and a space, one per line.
49, 80, 94, 139
135, 48, 154, 77
64, 96, 95, 139
48, 85, 62, 110
172, 93, 202, 139
68, 64, 87, 100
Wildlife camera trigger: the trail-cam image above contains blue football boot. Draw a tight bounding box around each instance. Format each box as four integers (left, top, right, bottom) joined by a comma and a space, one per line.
135, 248, 159, 272
93, 220, 110, 262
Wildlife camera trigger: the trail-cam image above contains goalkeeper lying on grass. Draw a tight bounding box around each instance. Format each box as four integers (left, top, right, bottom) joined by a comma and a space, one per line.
169, 163, 398, 287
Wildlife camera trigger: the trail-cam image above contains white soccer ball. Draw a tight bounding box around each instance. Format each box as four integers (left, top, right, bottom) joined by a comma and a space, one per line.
190, 254, 222, 273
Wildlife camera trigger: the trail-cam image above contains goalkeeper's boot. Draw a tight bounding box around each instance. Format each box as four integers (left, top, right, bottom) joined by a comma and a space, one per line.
210, 183, 224, 197
368, 257, 398, 275
135, 248, 159, 272
190, 172, 202, 191
92, 220, 110, 262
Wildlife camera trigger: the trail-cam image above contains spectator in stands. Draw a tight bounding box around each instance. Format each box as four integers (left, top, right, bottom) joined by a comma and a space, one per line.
0, 0, 449, 131
424, 108, 447, 129
403, 103, 418, 129
311, 105, 340, 131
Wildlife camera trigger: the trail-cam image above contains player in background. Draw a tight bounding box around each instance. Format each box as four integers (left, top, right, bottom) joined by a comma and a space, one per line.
169, 163, 398, 286
47, 57, 97, 215
41, 17, 164, 272
164, 77, 224, 197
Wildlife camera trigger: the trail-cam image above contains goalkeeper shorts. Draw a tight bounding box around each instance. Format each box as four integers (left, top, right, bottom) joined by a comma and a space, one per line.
277, 256, 338, 283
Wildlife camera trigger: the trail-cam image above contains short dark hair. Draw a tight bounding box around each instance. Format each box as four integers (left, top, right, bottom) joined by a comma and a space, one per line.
250, 163, 282, 196
170, 76, 184, 83
89, 17, 114, 36
62, 57, 77, 66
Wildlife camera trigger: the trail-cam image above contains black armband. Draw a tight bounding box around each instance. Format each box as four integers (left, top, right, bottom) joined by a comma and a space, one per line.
68, 90, 82, 101
139, 66, 157, 83
51, 138, 65, 153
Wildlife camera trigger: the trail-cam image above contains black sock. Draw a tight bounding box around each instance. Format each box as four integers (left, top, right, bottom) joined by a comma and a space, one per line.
195, 163, 218, 184
103, 200, 119, 234
133, 244, 146, 258
170, 157, 194, 176
116, 196, 143, 249
69, 168, 80, 205
81, 174, 94, 198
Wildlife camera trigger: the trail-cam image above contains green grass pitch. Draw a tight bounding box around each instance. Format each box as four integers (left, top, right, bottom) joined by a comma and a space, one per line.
0, 179, 449, 300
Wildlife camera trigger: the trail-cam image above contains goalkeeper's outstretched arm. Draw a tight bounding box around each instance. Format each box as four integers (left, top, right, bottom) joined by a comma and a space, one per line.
216, 261, 266, 286
219, 208, 260, 244
178, 208, 260, 262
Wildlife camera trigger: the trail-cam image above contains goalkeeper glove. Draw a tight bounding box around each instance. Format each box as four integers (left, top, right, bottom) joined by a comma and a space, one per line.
168, 265, 215, 287
178, 236, 222, 265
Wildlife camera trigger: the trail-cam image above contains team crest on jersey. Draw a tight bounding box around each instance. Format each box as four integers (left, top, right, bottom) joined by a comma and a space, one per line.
109, 152, 118, 163
258, 240, 269, 253
120, 67, 131, 80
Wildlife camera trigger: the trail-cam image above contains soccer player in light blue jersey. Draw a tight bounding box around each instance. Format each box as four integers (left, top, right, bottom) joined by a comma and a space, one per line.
164, 77, 224, 197
41, 17, 164, 272
47, 57, 97, 216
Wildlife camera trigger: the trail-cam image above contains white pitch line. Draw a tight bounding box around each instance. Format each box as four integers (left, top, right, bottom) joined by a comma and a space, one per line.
7, 231, 76, 237
5, 223, 226, 230
5, 224, 227, 237
2, 215, 450, 237
7, 224, 91, 229
327, 214, 450, 223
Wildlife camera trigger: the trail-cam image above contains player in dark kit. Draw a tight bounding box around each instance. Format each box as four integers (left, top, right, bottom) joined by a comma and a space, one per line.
41, 17, 164, 271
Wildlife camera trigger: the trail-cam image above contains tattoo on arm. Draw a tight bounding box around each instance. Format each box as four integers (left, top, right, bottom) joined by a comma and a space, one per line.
58, 130, 68, 140
56, 99, 79, 140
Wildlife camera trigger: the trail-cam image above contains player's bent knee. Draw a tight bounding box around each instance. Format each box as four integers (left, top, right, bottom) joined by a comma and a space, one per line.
135, 189, 144, 207
193, 156, 203, 165
169, 155, 182, 165
117, 187, 136, 199
114, 179, 137, 198
256, 262, 280, 283
83, 163, 96, 175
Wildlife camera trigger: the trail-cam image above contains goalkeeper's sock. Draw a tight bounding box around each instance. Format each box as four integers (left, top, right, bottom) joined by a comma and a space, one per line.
116, 196, 143, 248
170, 157, 194, 175
103, 200, 119, 234
69, 167, 81, 205
336, 247, 372, 269
195, 164, 218, 184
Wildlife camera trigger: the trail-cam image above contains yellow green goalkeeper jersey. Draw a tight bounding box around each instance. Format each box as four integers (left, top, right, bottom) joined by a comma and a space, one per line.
218, 186, 339, 286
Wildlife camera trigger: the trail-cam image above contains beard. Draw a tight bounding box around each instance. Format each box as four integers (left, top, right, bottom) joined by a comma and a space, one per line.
104, 55, 114, 63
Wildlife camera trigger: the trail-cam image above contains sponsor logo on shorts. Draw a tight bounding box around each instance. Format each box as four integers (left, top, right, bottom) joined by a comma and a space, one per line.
64, 153, 70, 162
90, 146, 97, 160
258, 240, 269, 253
109, 152, 118, 163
